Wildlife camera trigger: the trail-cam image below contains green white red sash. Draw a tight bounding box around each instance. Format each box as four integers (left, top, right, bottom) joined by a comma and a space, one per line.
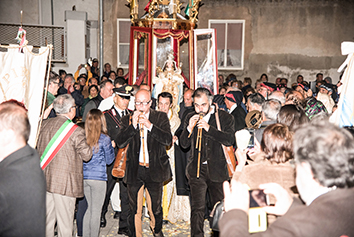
40, 120, 78, 170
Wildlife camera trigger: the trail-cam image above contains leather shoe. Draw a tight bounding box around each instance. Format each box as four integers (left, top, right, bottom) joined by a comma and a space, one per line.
114, 211, 121, 219
118, 227, 130, 236
100, 215, 106, 228
162, 220, 170, 225
153, 231, 164, 237
150, 226, 164, 237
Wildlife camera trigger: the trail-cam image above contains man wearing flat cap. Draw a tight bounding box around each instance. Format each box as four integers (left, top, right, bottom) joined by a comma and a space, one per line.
101, 84, 133, 235
224, 90, 247, 132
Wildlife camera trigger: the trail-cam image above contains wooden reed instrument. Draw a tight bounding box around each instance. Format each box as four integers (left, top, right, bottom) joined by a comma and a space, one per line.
196, 114, 203, 178
139, 112, 146, 166
188, 114, 202, 138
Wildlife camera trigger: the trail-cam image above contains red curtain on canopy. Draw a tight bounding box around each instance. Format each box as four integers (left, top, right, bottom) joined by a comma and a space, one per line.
153, 29, 190, 87
129, 27, 191, 87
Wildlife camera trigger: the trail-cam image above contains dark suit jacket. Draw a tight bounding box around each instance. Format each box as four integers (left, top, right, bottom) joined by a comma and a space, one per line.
104, 106, 130, 155
37, 115, 92, 198
174, 108, 194, 196
0, 145, 46, 237
230, 105, 246, 132
57, 87, 84, 117
219, 188, 354, 237
116, 109, 172, 184
82, 94, 104, 122
180, 109, 235, 182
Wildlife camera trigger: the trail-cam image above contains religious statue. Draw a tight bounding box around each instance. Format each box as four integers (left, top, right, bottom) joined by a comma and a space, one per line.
152, 52, 184, 112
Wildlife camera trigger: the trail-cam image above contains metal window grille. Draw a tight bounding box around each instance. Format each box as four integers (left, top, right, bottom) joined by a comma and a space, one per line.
0, 23, 66, 62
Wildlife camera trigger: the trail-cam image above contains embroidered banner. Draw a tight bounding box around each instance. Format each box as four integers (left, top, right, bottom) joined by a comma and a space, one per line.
0, 44, 50, 146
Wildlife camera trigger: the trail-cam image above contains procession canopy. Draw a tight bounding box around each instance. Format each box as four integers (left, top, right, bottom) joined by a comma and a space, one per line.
127, 0, 219, 97
127, 0, 202, 30
127, 0, 203, 87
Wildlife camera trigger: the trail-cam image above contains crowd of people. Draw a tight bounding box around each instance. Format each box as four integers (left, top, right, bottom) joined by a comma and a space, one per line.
0, 60, 353, 237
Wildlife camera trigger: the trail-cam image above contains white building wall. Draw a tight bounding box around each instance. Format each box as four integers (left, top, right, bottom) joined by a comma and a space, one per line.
0, 0, 39, 24
63, 11, 87, 75
0, 0, 100, 75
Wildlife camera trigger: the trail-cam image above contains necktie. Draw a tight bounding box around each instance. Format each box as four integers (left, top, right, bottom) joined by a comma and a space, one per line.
121, 110, 125, 117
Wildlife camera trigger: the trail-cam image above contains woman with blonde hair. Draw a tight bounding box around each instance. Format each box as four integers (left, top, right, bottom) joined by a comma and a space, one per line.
81, 109, 115, 237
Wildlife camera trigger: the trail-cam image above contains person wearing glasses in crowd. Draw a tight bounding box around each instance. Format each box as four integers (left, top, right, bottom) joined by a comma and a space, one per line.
44, 72, 61, 118
46, 73, 60, 108
115, 89, 172, 237
36, 94, 92, 237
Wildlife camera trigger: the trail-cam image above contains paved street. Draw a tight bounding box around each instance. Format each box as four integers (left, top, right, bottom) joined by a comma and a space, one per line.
74, 205, 212, 237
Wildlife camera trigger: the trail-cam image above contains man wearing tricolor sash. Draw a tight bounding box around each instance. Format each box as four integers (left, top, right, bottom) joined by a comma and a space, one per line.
37, 94, 92, 237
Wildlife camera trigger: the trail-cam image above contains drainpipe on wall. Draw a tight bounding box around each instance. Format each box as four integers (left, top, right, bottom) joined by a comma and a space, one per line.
99, 0, 104, 78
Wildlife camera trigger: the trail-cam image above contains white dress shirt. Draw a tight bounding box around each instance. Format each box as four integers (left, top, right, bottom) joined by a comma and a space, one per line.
137, 112, 153, 164
228, 103, 237, 114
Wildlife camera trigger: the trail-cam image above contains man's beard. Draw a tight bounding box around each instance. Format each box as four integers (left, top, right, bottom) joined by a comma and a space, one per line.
198, 105, 211, 116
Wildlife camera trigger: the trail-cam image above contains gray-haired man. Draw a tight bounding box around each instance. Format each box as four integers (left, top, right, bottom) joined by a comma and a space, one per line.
37, 94, 92, 237
221, 121, 354, 236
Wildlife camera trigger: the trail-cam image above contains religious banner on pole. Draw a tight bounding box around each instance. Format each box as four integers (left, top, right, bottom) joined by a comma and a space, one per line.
330, 42, 354, 127
0, 44, 51, 147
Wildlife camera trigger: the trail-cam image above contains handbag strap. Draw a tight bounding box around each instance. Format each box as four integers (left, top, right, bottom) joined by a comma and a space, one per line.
215, 108, 222, 131
214, 108, 236, 176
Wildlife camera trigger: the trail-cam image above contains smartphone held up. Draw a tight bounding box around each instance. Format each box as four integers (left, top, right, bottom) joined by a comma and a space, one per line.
235, 128, 255, 150
248, 189, 269, 233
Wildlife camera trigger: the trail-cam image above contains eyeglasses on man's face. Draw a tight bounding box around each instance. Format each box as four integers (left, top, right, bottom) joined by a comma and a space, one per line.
135, 100, 151, 106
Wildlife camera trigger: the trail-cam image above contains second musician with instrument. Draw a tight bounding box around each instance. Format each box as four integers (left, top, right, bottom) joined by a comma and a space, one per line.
115, 89, 172, 237
180, 88, 236, 237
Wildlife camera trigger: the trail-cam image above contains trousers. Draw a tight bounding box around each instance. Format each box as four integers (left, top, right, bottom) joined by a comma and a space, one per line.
83, 180, 106, 237
127, 166, 163, 237
46, 192, 76, 237
119, 179, 130, 229
101, 162, 119, 215
189, 164, 224, 237
76, 196, 87, 236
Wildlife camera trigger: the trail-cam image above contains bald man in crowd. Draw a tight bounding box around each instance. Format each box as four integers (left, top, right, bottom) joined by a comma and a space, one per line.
179, 89, 194, 120
115, 89, 172, 237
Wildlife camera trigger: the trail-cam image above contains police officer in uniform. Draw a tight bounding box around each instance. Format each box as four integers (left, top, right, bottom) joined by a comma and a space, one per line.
101, 85, 133, 236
